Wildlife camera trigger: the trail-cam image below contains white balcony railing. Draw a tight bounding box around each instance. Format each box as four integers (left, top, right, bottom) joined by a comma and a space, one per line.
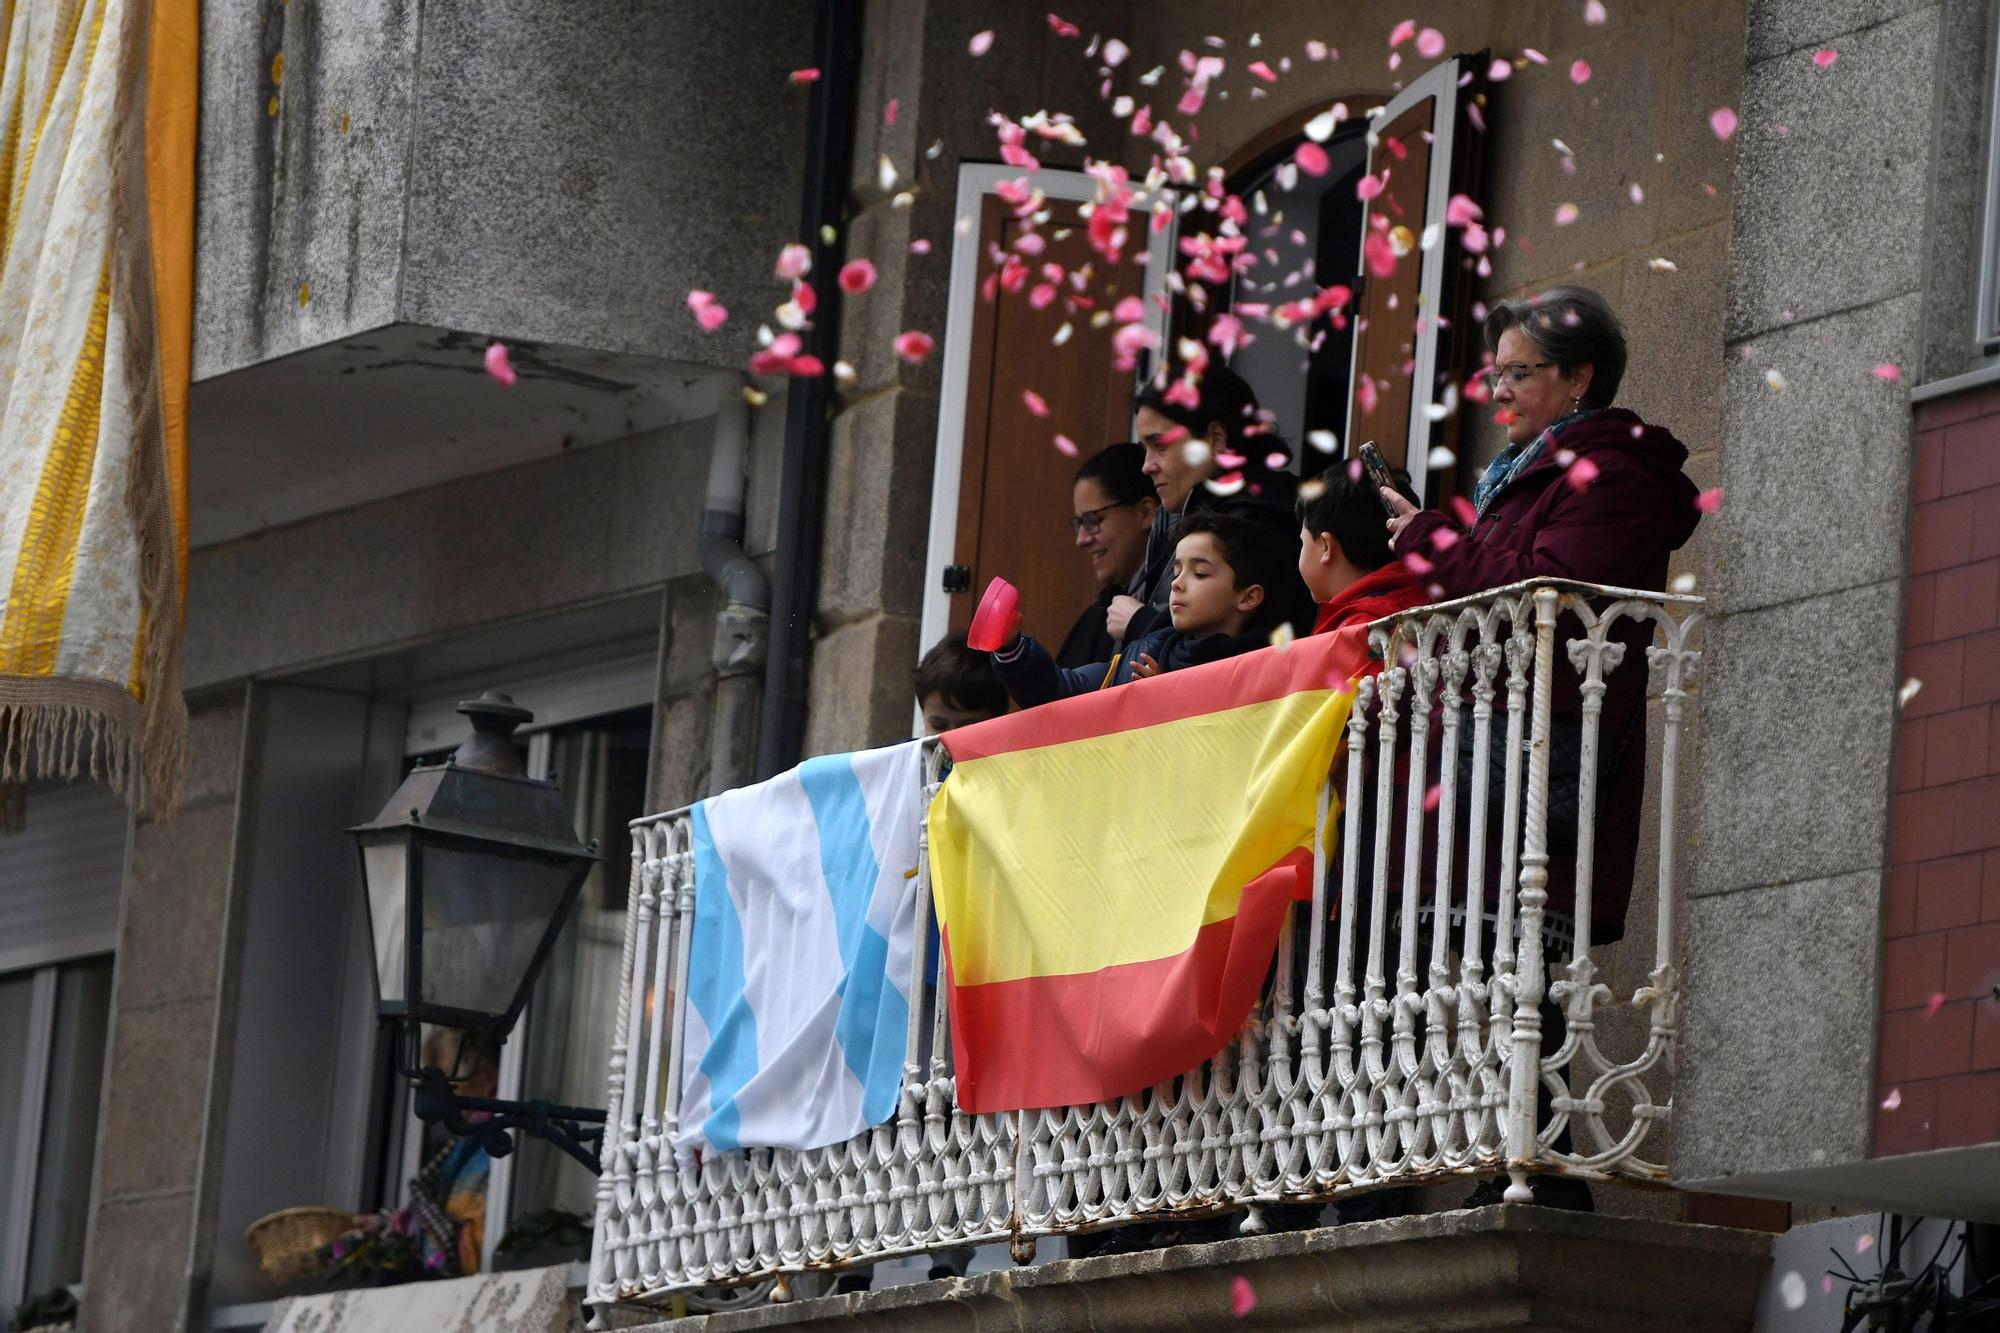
587, 579, 1703, 1308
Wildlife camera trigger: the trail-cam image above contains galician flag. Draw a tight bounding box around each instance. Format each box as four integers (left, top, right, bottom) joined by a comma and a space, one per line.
928, 629, 1367, 1113
677, 740, 925, 1155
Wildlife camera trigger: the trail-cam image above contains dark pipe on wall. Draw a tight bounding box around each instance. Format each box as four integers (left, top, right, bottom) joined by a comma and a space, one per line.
757, 0, 864, 779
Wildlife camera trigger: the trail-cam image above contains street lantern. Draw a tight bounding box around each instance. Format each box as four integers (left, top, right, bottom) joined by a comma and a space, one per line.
350, 691, 607, 1170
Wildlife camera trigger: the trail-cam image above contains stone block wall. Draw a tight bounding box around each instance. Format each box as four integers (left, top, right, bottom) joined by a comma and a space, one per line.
1876, 387, 2000, 1156
79, 688, 261, 1333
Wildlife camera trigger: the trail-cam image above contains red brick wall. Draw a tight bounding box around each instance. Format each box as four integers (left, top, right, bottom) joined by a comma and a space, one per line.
1878, 389, 2000, 1156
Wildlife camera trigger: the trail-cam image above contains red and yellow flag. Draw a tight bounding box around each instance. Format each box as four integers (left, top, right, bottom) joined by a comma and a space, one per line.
929, 628, 1368, 1113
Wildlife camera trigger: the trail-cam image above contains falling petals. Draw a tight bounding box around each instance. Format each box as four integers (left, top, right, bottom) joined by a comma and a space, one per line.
1357, 173, 1385, 202
1648, 257, 1678, 271
1570, 59, 1591, 84
894, 329, 934, 364
1046, 12, 1079, 38
1230, 1275, 1257, 1317
1813, 48, 1838, 68
788, 67, 821, 85
484, 341, 517, 387
884, 97, 899, 125
1554, 202, 1580, 226
1926, 991, 1946, 1019
1567, 456, 1601, 489
1103, 37, 1129, 67
1778, 1272, 1807, 1311
837, 258, 878, 294
1873, 363, 1903, 382
1388, 19, 1416, 47
1857, 1234, 1874, 1254
1416, 28, 1446, 59
1022, 389, 1051, 417
1585, 0, 1608, 23
1488, 57, 1512, 81
969, 29, 994, 56
688, 291, 728, 332
775, 243, 813, 280
1446, 193, 1483, 227
1295, 141, 1331, 176
1054, 433, 1078, 457
1764, 367, 1787, 393
1709, 106, 1738, 140
1694, 487, 1724, 514
1898, 677, 1923, 708
1880, 1087, 1902, 1110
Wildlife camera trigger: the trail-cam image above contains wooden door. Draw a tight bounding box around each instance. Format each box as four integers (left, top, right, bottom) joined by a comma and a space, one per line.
948, 197, 1141, 647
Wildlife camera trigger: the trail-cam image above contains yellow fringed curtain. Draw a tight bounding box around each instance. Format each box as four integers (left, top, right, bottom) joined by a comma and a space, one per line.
0, 0, 195, 821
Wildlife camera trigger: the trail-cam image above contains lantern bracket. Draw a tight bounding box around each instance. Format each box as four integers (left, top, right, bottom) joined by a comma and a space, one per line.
410, 1059, 606, 1174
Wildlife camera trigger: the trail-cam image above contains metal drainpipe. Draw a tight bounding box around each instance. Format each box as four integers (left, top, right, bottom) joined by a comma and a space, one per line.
756, 0, 863, 779
699, 377, 770, 796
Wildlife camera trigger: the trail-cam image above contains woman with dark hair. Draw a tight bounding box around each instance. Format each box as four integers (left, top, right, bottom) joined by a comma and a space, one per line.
1056, 443, 1159, 668
1118, 363, 1305, 643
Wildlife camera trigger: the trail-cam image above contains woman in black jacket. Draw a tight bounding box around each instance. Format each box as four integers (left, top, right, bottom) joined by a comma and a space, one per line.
1055, 443, 1160, 668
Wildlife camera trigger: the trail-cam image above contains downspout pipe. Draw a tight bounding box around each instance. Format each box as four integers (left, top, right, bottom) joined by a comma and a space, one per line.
757, 0, 864, 779
699, 376, 769, 796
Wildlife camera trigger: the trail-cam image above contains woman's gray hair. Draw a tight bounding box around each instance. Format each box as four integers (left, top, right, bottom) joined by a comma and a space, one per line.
1483, 286, 1627, 409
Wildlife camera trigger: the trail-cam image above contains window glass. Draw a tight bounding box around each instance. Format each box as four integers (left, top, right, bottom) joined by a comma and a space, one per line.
509, 707, 651, 1229
27, 957, 113, 1294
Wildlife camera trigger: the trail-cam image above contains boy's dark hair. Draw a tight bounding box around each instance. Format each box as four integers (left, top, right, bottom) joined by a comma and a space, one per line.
915, 633, 1009, 718
1073, 442, 1155, 507
1168, 511, 1305, 635
1295, 463, 1416, 570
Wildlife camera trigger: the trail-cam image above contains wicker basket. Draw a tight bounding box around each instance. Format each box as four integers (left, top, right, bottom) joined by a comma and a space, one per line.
246, 1206, 354, 1282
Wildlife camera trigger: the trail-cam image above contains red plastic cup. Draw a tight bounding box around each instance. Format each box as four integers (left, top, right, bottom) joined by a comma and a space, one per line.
965, 577, 1021, 651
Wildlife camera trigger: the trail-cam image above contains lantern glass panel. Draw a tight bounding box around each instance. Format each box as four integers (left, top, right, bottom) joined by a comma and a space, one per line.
418, 842, 576, 1021
361, 840, 409, 1005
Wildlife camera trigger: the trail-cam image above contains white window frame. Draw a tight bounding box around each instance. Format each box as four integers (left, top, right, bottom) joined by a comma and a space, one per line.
1977, 6, 2000, 352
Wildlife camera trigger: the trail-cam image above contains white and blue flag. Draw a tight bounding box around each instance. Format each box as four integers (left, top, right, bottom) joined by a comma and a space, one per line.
676, 739, 925, 1155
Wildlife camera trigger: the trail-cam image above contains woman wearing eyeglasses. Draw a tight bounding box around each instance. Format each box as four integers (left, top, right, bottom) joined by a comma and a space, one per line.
1055, 443, 1159, 668
1381, 284, 1702, 951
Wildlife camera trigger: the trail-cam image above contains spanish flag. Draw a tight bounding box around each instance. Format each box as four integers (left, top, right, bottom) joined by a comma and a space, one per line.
929, 628, 1369, 1113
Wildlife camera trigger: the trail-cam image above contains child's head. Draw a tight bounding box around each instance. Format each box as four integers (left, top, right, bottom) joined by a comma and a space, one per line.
915, 633, 1009, 735
1295, 463, 1415, 602
1167, 512, 1290, 639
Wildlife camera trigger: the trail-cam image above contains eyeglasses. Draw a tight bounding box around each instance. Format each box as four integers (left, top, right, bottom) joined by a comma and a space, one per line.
1069, 500, 1138, 535
1482, 361, 1554, 390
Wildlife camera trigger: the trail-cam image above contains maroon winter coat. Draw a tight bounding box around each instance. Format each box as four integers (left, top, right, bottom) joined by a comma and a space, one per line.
1397, 408, 1702, 944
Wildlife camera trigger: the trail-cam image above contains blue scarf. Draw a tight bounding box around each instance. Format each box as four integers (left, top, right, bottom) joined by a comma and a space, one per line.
1472, 409, 1598, 517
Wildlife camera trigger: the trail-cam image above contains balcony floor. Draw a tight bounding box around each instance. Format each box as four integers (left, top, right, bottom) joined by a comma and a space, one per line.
606, 1203, 1772, 1332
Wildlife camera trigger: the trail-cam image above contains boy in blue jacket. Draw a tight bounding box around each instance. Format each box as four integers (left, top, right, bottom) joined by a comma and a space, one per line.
990, 511, 1299, 709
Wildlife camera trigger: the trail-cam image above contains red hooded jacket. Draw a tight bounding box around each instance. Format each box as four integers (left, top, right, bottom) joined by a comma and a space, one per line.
1311, 562, 1431, 636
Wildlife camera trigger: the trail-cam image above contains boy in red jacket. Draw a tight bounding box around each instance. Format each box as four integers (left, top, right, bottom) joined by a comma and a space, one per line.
1297, 465, 1431, 633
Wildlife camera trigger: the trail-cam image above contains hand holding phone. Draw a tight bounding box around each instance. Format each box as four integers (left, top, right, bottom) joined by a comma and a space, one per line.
1357, 441, 1399, 517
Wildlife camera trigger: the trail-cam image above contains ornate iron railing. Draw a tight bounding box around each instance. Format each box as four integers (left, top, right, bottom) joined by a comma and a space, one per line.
586, 579, 1702, 1309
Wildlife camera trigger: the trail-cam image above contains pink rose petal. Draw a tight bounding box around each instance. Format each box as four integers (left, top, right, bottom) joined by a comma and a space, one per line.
1356, 173, 1385, 202
1872, 363, 1902, 382
884, 97, 899, 125
1022, 389, 1050, 417
968, 30, 994, 56
1488, 57, 1512, 81
1295, 141, 1330, 176
1388, 19, 1416, 47
837, 258, 877, 294
1567, 456, 1601, 489
483, 341, 517, 387
1054, 433, 1078, 457
1046, 12, 1079, 38
1927, 991, 1946, 1019
1709, 106, 1738, 140
1857, 1234, 1874, 1254
1446, 193, 1483, 226
1247, 60, 1277, 82
1813, 48, 1838, 68
695, 302, 728, 332
1570, 59, 1591, 84
1585, 0, 1607, 24
893, 330, 934, 364
788, 67, 821, 85
1230, 1275, 1256, 1317
775, 243, 812, 280
1416, 28, 1445, 59
1554, 202, 1579, 226
1694, 487, 1723, 514
1880, 1087, 1902, 1110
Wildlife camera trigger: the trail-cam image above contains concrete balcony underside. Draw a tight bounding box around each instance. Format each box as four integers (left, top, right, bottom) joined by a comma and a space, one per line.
615, 1207, 1771, 1333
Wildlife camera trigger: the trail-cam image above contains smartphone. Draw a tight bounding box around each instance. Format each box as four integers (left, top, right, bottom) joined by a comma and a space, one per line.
1357, 440, 1399, 516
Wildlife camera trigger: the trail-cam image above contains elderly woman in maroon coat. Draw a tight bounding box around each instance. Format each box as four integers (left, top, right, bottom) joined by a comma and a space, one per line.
1383, 285, 1702, 950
